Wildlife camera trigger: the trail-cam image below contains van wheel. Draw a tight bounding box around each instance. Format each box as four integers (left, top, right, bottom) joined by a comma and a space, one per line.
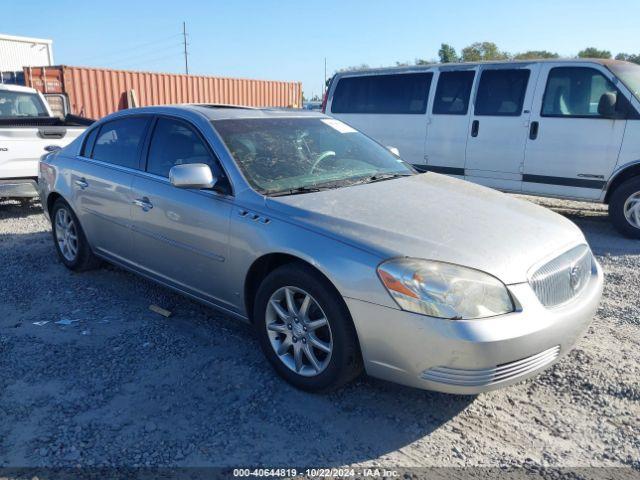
609, 177, 640, 239
51, 198, 101, 271
253, 263, 363, 392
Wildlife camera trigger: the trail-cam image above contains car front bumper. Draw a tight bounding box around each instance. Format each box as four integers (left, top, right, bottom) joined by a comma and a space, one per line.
346, 260, 604, 394
0, 178, 38, 198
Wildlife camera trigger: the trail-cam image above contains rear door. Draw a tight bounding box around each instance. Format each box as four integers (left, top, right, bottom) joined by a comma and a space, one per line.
74, 116, 151, 263
523, 64, 627, 199
130, 116, 234, 308
465, 65, 540, 191
328, 72, 433, 165
423, 68, 476, 176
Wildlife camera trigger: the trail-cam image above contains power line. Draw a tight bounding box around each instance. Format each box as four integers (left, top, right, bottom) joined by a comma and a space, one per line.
74, 34, 182, 64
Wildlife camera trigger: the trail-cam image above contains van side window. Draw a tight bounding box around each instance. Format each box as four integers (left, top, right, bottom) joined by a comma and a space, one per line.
81, 127, 99, 157
91, 117, 149, 169
475, 69, 530, 116
146, 117, 217, 178
542, 67, 618, 117
433, 71, 475, 115
331, 73, 433, 114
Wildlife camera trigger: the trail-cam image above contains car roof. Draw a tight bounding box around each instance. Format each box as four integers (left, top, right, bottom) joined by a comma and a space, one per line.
0, 83, 39, 94
331, 58, 632, 78
114, 104, 327, 121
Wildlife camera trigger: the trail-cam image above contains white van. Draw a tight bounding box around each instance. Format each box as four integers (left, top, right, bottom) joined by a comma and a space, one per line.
325, 59, 640, 238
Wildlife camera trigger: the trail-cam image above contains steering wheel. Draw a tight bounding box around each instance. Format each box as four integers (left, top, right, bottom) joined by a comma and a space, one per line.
310, 150, 336, 174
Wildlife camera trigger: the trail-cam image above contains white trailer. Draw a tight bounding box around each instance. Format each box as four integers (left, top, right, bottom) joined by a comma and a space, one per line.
0, 34, 53, 72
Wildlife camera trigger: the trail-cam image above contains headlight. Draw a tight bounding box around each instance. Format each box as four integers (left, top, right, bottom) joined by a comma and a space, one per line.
377, 258, 514, 319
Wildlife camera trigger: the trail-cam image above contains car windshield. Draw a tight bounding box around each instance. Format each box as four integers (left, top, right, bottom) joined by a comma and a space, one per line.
212, 117, 414, 195
608, 62, 640, 101
0, 90, 49, 118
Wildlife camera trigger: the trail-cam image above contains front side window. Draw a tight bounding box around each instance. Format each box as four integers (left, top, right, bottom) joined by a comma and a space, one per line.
433, 70, 475, 115
542, 67, 619, 117
213, 117, 414, 195
475, 69, 530, 116
147, 118, 215, 178
91, 117, 149, 169
331, 73, 433, 114
608, 62, 640, 102
0, 90, 48, 118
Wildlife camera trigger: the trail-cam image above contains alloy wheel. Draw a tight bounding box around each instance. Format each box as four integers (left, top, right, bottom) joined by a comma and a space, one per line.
624, 191, 640, 229
55, 207, 79, 262
265, 286, 333, 377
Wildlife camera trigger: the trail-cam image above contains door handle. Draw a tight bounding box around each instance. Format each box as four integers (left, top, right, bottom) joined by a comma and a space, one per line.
133, 197, 153, 211
529, 121, 539, 140
471, 120, 480, 137
74, 178, 88, 190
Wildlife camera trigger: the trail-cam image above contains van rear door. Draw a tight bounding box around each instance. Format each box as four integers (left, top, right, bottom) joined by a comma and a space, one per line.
327, 71, 433, 165
522, 63, 627, 200
464, 64, 540, 192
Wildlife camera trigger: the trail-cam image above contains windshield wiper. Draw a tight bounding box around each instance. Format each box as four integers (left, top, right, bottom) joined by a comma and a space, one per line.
351, 172, 414, 186
268, 185, 326, 197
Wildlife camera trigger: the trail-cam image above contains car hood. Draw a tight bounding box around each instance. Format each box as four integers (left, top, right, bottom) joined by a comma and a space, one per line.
265, 173, 586, 285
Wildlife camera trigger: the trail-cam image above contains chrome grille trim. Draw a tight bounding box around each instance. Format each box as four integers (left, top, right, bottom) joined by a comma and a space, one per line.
420, 346, 560, 386
528, 245, 592, 308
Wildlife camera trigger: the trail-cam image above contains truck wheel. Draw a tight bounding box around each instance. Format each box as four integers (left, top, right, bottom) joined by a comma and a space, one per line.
253, 263, 363, 392
608, 177, 640, 239
51, 198, 101, 271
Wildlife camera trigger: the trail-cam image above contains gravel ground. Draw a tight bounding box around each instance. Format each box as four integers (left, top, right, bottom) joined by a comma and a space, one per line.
0, 196, 638, 471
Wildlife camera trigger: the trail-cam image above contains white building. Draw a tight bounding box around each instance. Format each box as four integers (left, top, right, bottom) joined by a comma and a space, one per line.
0, 34, 54, 71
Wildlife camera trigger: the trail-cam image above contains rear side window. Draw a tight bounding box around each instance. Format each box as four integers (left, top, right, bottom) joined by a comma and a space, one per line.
91, 117, 149, 169
81, 127, 99, 157
433, 70, 475, 115
475, 69, 530, 116
146, 117, 215, 178
542, 67, 618, 117
331, 73, 433, 114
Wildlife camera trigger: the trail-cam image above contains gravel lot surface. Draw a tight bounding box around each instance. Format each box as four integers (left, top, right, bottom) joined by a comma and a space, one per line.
0, 196, 638, 470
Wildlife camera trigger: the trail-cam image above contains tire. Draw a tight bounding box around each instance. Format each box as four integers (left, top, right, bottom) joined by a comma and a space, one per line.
51, 198, 101, 271
608, 177, 640, 239
254, 263, 363, 392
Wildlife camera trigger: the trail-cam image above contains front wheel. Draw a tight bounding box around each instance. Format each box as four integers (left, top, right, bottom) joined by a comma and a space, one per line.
609, 177, 640, 239
254, 263, 362, 392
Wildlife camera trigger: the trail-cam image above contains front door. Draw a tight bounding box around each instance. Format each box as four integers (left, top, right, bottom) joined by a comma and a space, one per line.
465, 65, 539, 192
523, 64, 627, 200
130, 116, 234, 308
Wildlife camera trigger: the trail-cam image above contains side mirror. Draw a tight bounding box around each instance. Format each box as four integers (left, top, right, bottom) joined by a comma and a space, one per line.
387, 146, 400, 157
597, 92, 618, 118
169, 163, 217, 189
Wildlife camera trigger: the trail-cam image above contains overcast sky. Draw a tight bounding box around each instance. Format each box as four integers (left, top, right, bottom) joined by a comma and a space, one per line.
5, 0, 640, 98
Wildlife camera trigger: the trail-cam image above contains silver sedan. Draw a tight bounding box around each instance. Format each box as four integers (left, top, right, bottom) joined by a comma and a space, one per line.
38, 105, 604, 393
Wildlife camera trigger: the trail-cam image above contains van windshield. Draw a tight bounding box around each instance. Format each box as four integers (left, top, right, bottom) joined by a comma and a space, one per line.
0, 90, 49, 118
212, 117, 415, 195
608, 62, 640, 101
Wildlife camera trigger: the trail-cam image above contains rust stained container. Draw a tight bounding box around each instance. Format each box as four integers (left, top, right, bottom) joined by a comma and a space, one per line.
24, 65, 303, 119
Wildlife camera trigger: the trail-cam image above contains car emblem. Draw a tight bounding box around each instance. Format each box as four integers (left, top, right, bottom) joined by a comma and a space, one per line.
569, 264, 583, 292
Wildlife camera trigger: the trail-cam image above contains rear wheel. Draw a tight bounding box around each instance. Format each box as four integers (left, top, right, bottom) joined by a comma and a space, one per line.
254, 263, 362, 392
51, 198, 100, 271
609, 177, 640, 239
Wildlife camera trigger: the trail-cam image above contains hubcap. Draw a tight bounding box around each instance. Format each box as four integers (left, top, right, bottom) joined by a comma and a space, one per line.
265, 286, 333, 377
624, 191, 640, 229
55, 208, 79, 262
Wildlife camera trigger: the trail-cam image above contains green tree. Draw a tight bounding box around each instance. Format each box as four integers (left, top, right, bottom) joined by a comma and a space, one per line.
438, 43, 459, 63
577, 47, 612, 59
336, 64, 370, 73
461, 42, 508, 62
514, 50, 559, 60
616, 53, 640, 64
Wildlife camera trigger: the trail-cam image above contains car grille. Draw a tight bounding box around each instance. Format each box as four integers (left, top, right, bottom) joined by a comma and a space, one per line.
528, 244, 593, 308
420, 346, 560, 387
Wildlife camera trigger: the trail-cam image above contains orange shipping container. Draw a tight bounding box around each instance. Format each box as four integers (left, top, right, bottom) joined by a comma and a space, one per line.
24, 65, 303, 119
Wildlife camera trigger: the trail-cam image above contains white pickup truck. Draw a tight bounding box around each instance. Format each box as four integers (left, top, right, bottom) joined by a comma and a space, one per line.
0, 83, 90, 199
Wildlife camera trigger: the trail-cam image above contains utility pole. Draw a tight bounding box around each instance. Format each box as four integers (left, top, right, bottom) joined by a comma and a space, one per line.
182, 21, 189, 75
323, 57, 327, 96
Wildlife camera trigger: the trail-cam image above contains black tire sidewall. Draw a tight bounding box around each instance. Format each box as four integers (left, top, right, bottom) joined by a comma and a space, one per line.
254, 264, 361, 392
51, 199, 91, 270
609, 178, 640, 239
